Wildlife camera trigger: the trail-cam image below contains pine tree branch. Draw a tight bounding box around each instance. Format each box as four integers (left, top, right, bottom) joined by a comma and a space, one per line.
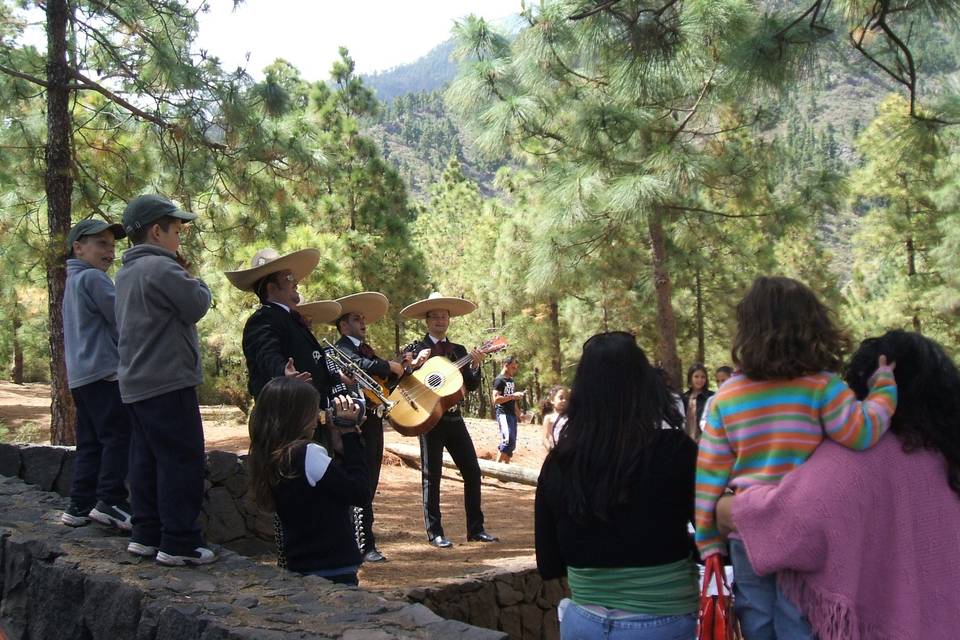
667, 69, 715, 145
0, 63, 49, 88
665, 204, 773, 219
72, 70, 227, 150
568, 0, 623, 21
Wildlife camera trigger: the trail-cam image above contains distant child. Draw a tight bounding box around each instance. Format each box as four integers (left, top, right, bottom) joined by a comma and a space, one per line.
695, 276, 897, 638
492, 356, 524, 463
60, 219, 133, 531
114, 194, 214, 566
682, 363, 713, 441
540, 385, 569, 451
247, 377, 368, 585
697, 365, 734, 435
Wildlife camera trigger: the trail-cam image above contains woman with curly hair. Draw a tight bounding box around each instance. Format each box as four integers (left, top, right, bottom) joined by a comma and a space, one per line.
716, 330, 960, 639
535, 331, 696, 638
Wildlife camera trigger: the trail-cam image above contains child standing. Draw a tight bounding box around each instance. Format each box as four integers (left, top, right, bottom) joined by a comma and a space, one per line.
540, 385, 569, 451
492, 356, 523, 463
247, 378, 368, 585
114, 194, 214, 566
60, 219, 133, 530
695, 276, 897, 639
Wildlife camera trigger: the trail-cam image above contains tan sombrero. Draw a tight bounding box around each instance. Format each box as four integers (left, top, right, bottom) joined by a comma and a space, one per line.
400, 292, 476, 319
298, 300, 343, 325
334, 292, 389, 324
224, 248, 320, 292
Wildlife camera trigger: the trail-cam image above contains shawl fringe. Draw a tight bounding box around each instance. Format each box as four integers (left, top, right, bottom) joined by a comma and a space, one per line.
778, 571, 907, 640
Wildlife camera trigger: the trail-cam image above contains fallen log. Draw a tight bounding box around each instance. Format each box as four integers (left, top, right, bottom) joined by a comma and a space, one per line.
384, 443, 539, 486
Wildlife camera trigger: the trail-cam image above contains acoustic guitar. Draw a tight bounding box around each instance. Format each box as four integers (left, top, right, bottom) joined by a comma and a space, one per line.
387, 336, 509, 437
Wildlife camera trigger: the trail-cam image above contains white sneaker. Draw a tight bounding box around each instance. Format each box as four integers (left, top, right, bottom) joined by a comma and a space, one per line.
89, 501, 133, 531
127, 541, 158, 557
156, 547, 218, 566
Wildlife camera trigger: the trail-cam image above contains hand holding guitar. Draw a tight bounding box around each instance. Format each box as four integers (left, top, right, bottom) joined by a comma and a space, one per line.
469, 348, 485, 369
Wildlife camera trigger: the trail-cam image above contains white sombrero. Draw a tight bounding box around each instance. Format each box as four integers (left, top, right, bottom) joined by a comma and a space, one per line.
333, 292, 389, 324
224, 248, 320, 292
400, 292, 476, 320
298, 300, 343, 325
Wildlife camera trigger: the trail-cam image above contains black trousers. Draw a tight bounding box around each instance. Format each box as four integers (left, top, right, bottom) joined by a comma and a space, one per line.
418, 413, 484, 540
356, 413, 384, 552
69, 379, 131, 507
126, 387, 205, 555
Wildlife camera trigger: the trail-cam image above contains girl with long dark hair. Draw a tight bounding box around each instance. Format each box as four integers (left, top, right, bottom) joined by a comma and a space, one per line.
535, 331, 697, 638
247, 377, 367, 585
681, 363, 713, 441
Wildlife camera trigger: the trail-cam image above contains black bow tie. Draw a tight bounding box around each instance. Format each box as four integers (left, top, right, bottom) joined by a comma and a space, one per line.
358, 342, 376, 358
290, 310, 310, 330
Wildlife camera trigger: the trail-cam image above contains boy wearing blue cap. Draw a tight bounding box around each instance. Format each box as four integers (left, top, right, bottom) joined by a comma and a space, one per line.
60, 218, 133, 531
114, 194, 216, 566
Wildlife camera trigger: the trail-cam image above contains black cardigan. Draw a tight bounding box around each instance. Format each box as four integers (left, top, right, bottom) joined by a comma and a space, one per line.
274, 433, 370, 574
535, 428, 698, 580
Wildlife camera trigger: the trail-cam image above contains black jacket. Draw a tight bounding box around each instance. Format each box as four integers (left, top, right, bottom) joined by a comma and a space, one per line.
275, 435, 369, 574
242, 303, 334, 402
334, 335, 394, 382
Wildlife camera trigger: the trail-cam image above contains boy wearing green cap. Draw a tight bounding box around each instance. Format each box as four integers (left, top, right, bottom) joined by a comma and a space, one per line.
114, 194, 216, 566
60, 218, 133, 531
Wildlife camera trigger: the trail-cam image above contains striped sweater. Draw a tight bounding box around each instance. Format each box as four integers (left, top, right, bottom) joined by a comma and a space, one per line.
694, 368, 897, 557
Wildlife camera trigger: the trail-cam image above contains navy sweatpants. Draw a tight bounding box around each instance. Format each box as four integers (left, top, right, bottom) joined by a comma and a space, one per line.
69, 379, 131, 507
125, 387, 205, 555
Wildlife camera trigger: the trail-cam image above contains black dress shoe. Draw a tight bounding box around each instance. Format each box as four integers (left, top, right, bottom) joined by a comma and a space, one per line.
429, 535, 453, 548
467, 531, 499, 543
363, 548, 387, 563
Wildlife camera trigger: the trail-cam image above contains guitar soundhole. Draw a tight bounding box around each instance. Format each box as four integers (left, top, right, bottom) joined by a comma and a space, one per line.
426, 373, 443, 388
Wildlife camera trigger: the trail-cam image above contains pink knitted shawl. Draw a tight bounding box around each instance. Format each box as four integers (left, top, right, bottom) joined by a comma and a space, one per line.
732, 434, 960, 640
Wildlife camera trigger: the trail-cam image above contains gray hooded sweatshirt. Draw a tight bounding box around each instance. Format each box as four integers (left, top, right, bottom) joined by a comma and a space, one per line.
62, 258, 119, 389
115, 244, 212, 403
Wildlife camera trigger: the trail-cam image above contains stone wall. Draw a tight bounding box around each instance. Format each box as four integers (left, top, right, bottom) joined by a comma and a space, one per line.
0, 473, 506, 639
0, 443, 272, 555
401, 563, 568, 640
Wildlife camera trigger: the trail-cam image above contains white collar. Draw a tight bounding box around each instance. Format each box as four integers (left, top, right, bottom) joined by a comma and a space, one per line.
347, 335, 362, 347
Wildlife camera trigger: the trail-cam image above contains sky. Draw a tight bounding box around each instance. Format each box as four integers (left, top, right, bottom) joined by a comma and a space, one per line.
193, 0, 523, 80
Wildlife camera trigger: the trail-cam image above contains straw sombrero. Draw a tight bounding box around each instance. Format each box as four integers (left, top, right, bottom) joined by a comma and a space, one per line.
224, 248, 320, 292
298, 300, 343, 325
334, 292, 389, 324
400, 292, 476, 319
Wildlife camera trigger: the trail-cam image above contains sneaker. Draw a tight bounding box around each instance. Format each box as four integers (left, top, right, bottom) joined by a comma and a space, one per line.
127, 541, 158, 557
156, 547, 218, 567
89, 500, 133, 531
61, 502, 93, 527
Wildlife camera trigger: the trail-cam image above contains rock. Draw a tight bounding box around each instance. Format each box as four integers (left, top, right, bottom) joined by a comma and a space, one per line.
519, 603, 542, 639
495, 579, 524, 606
542, 606, 561, 640
53, 449, 76, 497
82, 575, 144, 640
500, 605, 523, 640
222, 469, 247, 499
0, 443, 22, 478
20, 445, 65, 491
26, 561, 86, 640
155, 603, 204, 640
206, 451, 239, 484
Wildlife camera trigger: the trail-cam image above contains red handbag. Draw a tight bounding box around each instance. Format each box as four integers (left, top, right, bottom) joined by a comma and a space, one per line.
698, 554, 739, 640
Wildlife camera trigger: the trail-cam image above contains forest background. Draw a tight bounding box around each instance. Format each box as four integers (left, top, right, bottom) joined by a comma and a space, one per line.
2, 0, 960, 444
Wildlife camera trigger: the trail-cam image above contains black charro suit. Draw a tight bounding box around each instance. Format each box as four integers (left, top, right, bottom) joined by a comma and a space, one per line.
335, 335, 397, 554
242, 302, 335, 403
411, 334, 485, 541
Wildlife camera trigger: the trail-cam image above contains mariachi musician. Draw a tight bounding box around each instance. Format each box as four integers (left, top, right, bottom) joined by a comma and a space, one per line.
325, 292, 407, 564
400, 292, 499, 549
225, 248, 342, 403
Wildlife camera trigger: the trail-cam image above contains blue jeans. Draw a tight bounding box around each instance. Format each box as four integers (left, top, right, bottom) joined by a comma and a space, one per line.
729, 539, 814, 640
496, 413, 518, 454
559, 599, 696, 640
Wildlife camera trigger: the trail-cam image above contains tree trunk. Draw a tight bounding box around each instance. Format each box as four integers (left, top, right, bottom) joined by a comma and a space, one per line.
548, 297, 562, 377
11, 290, 23, 385
45, 0, 76, 445
695, 265, 705, 364
648, 209, 682, 388
906, 236, 921, 332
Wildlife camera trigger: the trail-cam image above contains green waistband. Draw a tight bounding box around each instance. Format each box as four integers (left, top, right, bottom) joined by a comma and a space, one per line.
567, 558, 699, 616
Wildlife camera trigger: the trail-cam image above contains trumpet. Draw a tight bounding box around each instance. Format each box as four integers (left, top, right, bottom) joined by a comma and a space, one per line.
323, 339, 396, 415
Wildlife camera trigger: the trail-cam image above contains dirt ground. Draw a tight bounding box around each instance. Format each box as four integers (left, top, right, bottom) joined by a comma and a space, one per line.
0, 381, 546, 593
